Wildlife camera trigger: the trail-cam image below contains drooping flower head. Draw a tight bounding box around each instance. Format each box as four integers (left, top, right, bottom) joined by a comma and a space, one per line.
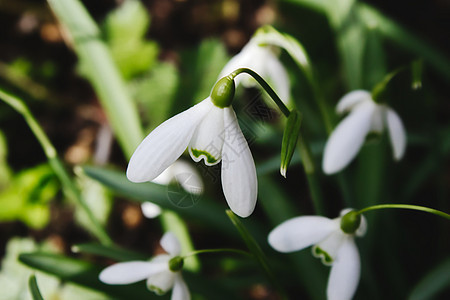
219, 35, 290, 103
127, 76, 257, 218
323, 90, 406, 174
268, 209, 367, 300
99, 232, 190, 300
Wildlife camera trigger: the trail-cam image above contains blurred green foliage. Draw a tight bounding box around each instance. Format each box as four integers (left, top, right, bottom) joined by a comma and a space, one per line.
0, 0, 448, 299
0, 164, 57, 229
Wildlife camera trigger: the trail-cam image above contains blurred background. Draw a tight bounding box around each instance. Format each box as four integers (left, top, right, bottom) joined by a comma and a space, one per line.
0, 0, 449, 299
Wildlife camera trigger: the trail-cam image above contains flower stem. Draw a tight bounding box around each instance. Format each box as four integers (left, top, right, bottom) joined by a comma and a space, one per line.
297, 134, 325, 215
231, 68, 290, 117
226, 210, 287, 298
183, 248, 252, 259
357, 204, 450, 220
230, 68, 325, 215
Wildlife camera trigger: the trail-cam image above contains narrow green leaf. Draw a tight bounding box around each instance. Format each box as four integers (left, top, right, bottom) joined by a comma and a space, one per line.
28, 275, 44, 300
411, 59, 423, 90
19, 252, 154, 299
409, 258, 450, 300
47, 0, 144, 158
280, 110, 302, 177
371, 66, 404, 102
72, 243, 148, 261
357, 3, 450, 82
0, 88, 111, 245
83, 166, 266, 241
225, 210, 286, 298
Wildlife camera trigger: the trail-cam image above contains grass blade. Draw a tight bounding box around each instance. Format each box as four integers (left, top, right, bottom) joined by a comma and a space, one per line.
28, 275, 44, 300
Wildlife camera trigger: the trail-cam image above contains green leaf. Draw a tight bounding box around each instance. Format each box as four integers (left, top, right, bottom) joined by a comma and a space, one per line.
103, 0, 159, 79
411, 59, 423, 90
0, 88, 111, 244
0, 164, 58, 229
280, 110, 302, 177
337, 19, 367, 90
173, 39, 228, 114
104, 0, 150, 43
363, 27, 387, 89
0, 130, 12, 188
225, 210, 286, 297
47, 0, 144, 158
19, 252, 155, 299
83, 166, 266, 241
409, 258, 450, 300
131, 62, 180, 128
72, 243, 148, 262
74, 167, 113, 234
28, 275, 44, 300
357, 3, 450, 82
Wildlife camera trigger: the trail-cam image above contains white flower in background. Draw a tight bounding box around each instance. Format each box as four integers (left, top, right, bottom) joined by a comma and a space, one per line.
268, 209, 367, 300
141, 160, 204, 219
322, 90, 406, 174
99, 232, 190, 300
219, 36, 290, 104
127, 78, 257, 218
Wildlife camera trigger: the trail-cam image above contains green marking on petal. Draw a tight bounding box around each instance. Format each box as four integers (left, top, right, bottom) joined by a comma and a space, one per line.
148, 285, 166, 296
312, 246, 333, 265
191, 148, 219, 164
366, 131, 382, 143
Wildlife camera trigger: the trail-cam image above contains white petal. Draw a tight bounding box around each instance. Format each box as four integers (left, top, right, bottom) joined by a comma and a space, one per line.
220, 107, 257, 218
268, 216, 338, 253
171, 274, 190, 300
327, 238, 361, 300
141, 202, 162, 219
188, 102, 224, 166
322, 101, 376, 174
219, 43, 255, 79
386, 108, 406, 160
99, 261, 167, 285
312, 230, 346, 265
336, 90, 372, 114
265, 52, 290, 103
152, 166, 174, 186
127, 99, 212, 182
160, 232, 181, 256
355, 214, 368, 237
152, 160, 204, 195
147, 271, 176, 295
369, 105, 385, 133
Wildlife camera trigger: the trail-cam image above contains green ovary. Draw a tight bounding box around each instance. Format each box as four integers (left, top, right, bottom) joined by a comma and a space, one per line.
191, 148, 218, 164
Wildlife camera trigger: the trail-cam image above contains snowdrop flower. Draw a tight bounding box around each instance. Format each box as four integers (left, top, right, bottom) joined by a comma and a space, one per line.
323, 90, 406, 174
127, 77, 257, 218
141, 160, 204, 219
99, 232, 190, 300
268, 209, 367, 300
219, 36, 290, 103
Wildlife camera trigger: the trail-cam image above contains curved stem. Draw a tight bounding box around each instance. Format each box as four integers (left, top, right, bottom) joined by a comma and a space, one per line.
231, 68, 290, 117
229, 68, 326, 216
183, 248, 252, 259
358, 204, 449, 220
